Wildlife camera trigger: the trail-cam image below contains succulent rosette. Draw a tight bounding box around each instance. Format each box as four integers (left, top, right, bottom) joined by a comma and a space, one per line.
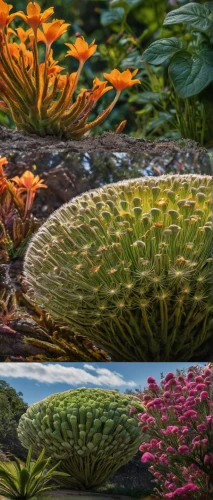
24, 174, 213, 361
18, 388, 144, 489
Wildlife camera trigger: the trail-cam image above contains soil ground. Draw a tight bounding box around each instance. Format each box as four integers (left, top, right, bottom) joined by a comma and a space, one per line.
0, 126, 208, 155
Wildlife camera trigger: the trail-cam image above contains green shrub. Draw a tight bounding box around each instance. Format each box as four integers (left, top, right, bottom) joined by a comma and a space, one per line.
18, 388, 144, 489
24, 175, 213, 361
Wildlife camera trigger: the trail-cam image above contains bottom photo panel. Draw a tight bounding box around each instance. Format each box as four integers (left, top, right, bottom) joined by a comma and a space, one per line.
0, 361, 212, 500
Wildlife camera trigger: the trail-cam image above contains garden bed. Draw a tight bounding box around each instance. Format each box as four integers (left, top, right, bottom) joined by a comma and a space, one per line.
0, 126, 208, 156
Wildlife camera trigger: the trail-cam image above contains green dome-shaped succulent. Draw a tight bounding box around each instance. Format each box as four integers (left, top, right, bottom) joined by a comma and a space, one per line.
18, 388, 144, 489
24, 175, 213, 361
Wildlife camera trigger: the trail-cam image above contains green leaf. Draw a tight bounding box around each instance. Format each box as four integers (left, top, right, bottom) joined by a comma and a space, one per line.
164, 3, 212, 32
100, 8, 125, 26
205, 2, 213, 13
142, 38, 185, 65
169, 48, 213, 98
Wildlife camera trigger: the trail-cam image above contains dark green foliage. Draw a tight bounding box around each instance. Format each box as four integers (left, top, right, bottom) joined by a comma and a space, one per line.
0, 380, 28, 458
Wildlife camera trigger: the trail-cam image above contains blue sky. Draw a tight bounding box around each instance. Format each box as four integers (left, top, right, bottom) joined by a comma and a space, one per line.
0, 362, 206, 406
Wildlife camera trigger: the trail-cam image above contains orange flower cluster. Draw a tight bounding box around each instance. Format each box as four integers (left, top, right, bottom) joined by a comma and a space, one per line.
0, 0, 141, 139
0, 157, 47, 219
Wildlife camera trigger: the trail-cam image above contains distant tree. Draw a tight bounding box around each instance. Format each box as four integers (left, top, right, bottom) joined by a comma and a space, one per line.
0, 380, 28, 459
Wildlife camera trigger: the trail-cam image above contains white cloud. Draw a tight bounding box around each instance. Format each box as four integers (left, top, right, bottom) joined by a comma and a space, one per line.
0, 364, 136, 388
83, 364, 96, 371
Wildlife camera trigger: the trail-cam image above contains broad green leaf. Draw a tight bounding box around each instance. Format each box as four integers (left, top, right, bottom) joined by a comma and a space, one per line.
142, 38, 185, 65
100, 8, 125, 26
164, 3, 212, 32
169, 48, 213, 98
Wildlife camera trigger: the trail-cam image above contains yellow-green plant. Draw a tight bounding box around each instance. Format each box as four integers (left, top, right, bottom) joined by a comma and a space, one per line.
18, 388, 144, 489
0, 446, 68, 499
0, 0, 140, 138
24, 175, 213, 361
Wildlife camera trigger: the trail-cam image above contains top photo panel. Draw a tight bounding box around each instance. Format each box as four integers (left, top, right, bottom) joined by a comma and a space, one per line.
0, 0, 212, 152
0, 0, 213, 363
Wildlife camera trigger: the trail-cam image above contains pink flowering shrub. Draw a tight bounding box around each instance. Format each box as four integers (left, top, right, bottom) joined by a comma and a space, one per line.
135, 366, 213, 499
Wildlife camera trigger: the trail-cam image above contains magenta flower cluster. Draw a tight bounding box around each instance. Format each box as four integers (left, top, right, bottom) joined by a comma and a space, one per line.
135, 366, 213, 499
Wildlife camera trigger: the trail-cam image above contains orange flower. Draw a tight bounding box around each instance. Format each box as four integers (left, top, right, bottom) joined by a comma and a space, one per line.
16, 27, 32, 44
66, 36, 97, 63
8, 42, 33, 68
0, 0, 16, 30
39, 19, 70, 48
11, 170, 47, 193
0, 156, 8, 194
103, 68, 141, 92
16, 2, 54, 31
57, 72, 77, 90
0, 156, 8, 170
11, 170, 47, 218
81, 77, 113, 103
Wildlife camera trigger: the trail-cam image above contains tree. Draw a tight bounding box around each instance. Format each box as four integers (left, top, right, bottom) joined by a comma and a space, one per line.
0, 380, 28, 458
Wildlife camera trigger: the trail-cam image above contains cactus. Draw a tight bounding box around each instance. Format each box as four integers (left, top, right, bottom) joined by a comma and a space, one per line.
24, 175, 213, 361
18, 388, 144, 489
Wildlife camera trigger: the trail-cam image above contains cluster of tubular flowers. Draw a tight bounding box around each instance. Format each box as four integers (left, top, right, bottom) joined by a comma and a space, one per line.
0, 0, 140, 138
133, 367, 213, 499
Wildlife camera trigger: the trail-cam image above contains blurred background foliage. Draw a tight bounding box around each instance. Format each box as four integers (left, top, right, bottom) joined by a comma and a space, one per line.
3, 0, 213, 146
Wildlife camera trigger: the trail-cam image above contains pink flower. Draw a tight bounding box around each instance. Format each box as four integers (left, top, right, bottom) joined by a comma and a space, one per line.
178, 445, 190, 455
139, 413, 149, 422
130, 406, 137, 416
186, 372, 194, 381
141, 452, 155, 463
165, 372, 175, 382
200, 391, 209, 400
141, 425, 148, 432
196, 383, 206, 390
189, 389, 197, 396
183, 410, 197, 419
163, 391, 171, 398
166, 447, 176, 453
147, 417, 155, 424
197, 424, 207, 433
147, 376, 156, 384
